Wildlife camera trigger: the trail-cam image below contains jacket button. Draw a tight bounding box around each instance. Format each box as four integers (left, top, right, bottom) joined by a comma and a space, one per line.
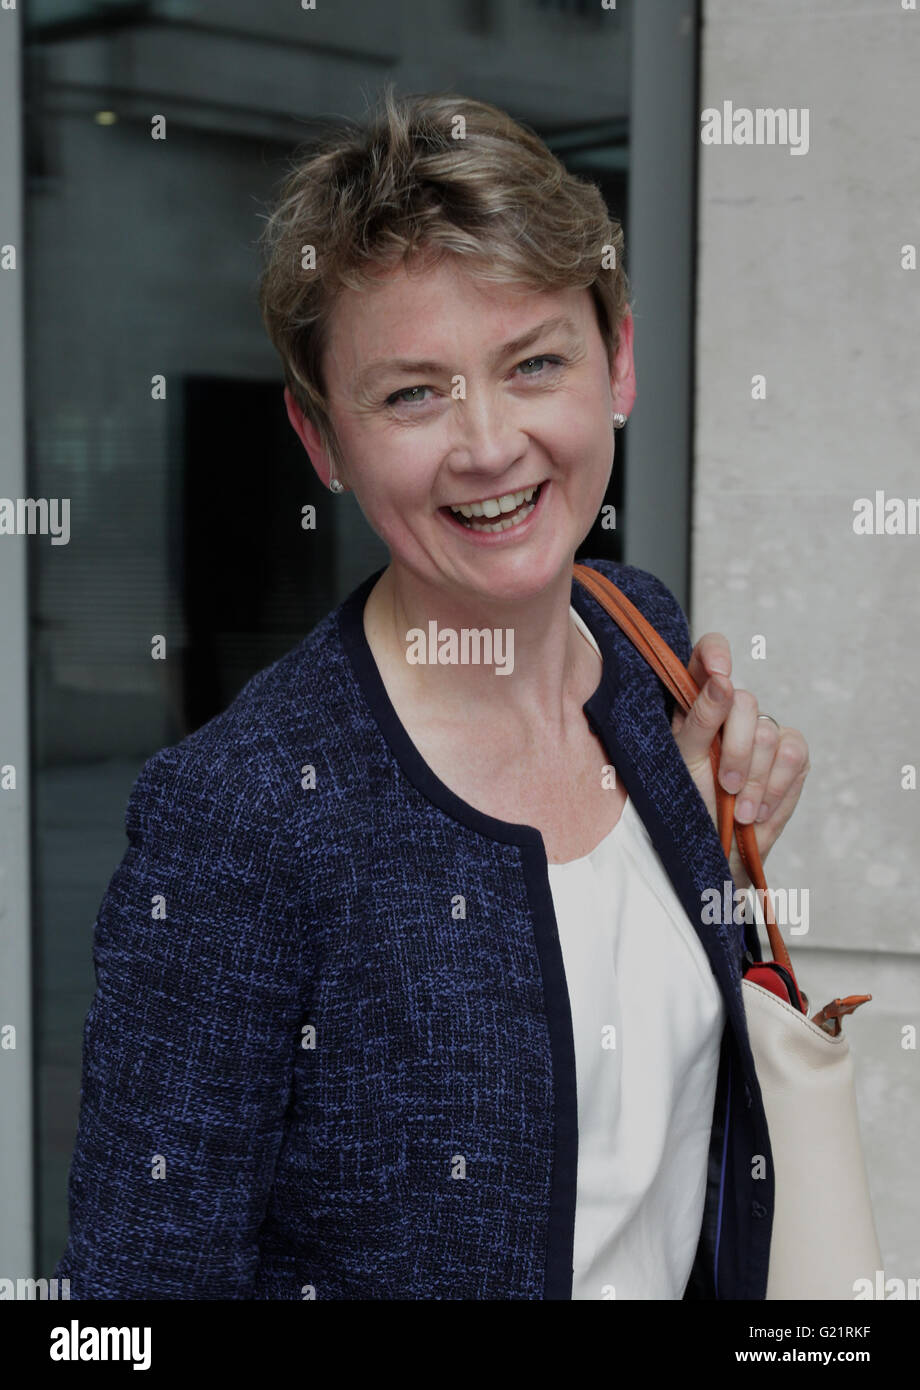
751, 1200, 767, 1218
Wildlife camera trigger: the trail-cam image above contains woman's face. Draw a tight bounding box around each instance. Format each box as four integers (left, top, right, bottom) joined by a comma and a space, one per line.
287, 254, 636, 605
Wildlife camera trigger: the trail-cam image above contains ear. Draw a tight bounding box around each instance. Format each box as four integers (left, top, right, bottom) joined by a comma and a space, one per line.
609, 309, 637, 417
283, 386, 343, 490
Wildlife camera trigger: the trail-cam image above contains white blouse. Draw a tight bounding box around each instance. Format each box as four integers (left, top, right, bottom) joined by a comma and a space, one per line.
546, 606, 725, 1300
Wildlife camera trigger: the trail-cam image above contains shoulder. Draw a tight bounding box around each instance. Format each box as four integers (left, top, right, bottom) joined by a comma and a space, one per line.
126, 604, 351, 847
576, 556, 693, 665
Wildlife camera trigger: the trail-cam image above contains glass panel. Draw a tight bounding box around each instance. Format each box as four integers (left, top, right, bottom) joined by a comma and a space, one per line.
26, 0, 635, 1277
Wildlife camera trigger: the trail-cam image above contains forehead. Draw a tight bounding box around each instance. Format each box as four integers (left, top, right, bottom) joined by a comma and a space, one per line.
323, 257, 596, 389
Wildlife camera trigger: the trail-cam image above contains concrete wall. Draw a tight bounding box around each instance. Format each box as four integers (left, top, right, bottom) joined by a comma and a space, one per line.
695, 0, 920, 1277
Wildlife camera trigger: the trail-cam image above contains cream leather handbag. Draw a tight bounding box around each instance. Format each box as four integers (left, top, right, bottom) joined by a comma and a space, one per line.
573, 564, 883, 1301
741, 980, 881, 1298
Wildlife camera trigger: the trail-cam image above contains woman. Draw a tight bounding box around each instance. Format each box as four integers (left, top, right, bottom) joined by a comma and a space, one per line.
56, 87, 809, 1300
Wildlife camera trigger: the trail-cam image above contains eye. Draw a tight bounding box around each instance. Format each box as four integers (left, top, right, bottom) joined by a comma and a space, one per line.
383, 354, 565, 410
384, 385, 434, 408
516, 355, 564, 377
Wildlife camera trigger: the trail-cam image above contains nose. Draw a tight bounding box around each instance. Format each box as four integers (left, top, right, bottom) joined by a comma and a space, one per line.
447, 384, 529, 480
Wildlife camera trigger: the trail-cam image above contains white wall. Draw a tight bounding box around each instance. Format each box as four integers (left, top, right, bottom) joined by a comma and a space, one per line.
695, 0, 920, 1278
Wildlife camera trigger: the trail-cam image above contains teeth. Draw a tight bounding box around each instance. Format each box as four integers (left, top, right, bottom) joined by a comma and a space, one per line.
462, 503, 536, 533
450, 485, 537, 518
450, 488, 540, 533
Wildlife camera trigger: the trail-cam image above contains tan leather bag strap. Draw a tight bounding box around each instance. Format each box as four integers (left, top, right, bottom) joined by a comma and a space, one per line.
572, 562, 791, 969
572, 562, 872, 1033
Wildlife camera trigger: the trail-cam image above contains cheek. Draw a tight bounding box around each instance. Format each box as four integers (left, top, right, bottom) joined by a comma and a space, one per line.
364, 429, 443, 500
354, 450, 434, 526
545, 403, 610, 463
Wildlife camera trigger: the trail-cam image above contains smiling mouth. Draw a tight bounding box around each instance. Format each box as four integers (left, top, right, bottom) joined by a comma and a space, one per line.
443, 482, 542, 532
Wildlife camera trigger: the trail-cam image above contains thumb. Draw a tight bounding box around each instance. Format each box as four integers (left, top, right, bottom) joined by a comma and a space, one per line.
672, 673, 733, 767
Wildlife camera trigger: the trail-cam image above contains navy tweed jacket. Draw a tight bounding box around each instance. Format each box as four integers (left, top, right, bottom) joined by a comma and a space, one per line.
55, 557, 774, 1299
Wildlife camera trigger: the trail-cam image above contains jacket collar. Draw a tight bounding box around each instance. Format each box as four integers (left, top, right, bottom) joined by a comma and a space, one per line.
572, 569, 748, 994
339, 563, 748, 997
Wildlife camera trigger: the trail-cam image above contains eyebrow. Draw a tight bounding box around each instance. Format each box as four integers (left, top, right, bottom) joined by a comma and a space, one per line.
351, 315, 582, 394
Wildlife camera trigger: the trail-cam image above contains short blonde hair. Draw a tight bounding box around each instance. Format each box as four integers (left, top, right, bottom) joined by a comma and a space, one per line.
257, 84, 631, 471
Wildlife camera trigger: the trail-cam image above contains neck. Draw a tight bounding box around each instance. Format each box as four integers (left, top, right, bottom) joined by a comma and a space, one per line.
364, 561, 600, 738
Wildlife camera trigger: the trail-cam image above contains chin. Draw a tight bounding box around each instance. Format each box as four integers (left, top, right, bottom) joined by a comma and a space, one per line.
461, 551, 573, 598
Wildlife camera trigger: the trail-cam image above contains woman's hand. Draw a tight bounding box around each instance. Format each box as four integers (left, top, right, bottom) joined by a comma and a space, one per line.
670, 634, 811, 889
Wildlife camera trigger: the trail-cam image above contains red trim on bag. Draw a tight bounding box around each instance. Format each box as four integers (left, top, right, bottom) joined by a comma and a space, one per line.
744, 964, 793, 1005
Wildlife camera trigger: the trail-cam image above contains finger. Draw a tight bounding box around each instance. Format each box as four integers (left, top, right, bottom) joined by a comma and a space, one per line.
748, 760, 811, 869
687, 633, 732, 692
756, 763, 809, 840
672, 671, 734, 766
716, 688, 759, 795
734, 713, 780, 823
752, 732, 810, 826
